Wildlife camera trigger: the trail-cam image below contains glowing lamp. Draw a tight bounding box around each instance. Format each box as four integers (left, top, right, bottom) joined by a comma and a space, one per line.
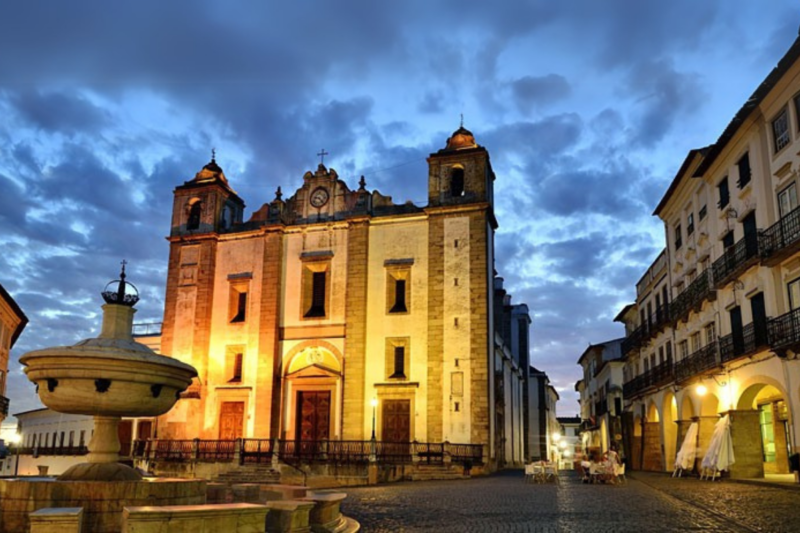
696, 384, 707, 396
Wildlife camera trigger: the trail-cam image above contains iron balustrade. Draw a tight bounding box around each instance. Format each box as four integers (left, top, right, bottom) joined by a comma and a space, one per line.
670, 270, 715, 323
0, 395, 8, 417
621, 324, 646, 355
595, 399, 608, 417
760, 205, 800, 261
712, 234, 760, 289
768, 306, 800, 353
622, 360, 675, 398
131, 322, 163, 337
241, 438, 273, 464
19, 445, 88, 456
133, 438, 483, 466
675, 343, 718, 382
719, 320, 768, 363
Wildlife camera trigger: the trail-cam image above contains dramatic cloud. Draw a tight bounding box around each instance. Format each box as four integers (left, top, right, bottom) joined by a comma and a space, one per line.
0, 1, 797, 421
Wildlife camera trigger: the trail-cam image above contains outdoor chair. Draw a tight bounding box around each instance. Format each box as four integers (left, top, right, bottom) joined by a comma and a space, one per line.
615, 463, 626, 484
524, 463, 536, 483
544, 462, 559, 484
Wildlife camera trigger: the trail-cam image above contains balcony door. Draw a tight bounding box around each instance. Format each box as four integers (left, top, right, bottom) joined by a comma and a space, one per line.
743, 211, 758, 256
730, 306, 744, 356
750, 292, 768, 346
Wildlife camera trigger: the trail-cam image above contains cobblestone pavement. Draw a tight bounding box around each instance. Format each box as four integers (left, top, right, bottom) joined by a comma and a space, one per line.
340, 470, 800, 532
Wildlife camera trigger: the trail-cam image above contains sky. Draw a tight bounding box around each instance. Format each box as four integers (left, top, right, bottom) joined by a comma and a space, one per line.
1, 1, 799, 423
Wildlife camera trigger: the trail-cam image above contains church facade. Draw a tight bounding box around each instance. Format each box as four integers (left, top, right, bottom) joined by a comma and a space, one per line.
157, 127, 532, 467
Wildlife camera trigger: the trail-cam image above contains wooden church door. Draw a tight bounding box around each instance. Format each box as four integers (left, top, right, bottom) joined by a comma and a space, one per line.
219, 401, 244, 440
296, 391, 331, 441
381, 400, 411, 442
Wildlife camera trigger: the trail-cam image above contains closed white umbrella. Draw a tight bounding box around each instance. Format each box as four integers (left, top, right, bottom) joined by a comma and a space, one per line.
674, 421, 699, 472
701, 414, 735, 476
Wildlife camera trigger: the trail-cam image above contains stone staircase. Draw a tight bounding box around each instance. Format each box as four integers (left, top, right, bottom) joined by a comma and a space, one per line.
409, 464, 471, 482
212, 463, 282, 485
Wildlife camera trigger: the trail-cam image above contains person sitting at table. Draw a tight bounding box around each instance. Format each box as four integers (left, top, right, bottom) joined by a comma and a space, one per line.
604, 443, 620, 469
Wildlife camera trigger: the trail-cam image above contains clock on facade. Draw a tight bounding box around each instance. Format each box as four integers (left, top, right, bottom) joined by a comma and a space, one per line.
310, 187, 330, 208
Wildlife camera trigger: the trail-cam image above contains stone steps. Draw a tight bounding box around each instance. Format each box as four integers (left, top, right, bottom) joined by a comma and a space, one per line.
213, 465, 281, 485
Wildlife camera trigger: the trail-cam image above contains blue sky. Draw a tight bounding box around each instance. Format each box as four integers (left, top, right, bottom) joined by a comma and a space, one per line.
1, 1, 798, 421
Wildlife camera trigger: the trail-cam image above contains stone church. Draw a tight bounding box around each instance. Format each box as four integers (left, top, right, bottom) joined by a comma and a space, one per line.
157, 126, 533, 467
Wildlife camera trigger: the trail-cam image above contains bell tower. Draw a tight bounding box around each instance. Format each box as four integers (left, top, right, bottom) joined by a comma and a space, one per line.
427, 125, 495, 211
170, 154, 245, 236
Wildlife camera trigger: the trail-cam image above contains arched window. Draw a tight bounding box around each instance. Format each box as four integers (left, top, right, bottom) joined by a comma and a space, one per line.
187, 201, 202, 230
450, 167, 465, 197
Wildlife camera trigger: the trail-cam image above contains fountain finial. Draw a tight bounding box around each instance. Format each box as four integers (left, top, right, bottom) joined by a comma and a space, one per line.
102, 260, 139, 307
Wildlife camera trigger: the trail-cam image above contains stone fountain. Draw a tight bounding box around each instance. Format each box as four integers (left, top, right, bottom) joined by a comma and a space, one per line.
0, 265, 206, 532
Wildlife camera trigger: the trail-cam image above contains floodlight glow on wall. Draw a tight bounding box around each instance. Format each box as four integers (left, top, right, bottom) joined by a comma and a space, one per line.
696, 384, 707, 396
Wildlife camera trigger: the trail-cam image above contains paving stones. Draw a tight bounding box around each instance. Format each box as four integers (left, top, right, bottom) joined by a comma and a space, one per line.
342, 470, 800, 532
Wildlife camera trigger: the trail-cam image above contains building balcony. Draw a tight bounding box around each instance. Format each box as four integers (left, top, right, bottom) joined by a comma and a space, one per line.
19, 445, 89, 457
675, 342, 719, 383
622, 360, 674, 399
760, 206, 800, 266
768, 306, 800, 356
712, 234, 760, 289
594, 399, 608, 417
621, 324, 646, 356
670, 270, 716, 323
719, 320, 769, 364
0, 395, 8, 417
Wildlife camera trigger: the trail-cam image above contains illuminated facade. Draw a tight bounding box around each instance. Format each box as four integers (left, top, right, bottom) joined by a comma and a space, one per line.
618, 32, 800, 478
157, 127, 530, 467
0, 284, 27, 425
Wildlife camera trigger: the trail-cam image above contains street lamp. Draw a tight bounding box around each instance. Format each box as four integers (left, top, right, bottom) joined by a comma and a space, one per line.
370, 398, 378, 440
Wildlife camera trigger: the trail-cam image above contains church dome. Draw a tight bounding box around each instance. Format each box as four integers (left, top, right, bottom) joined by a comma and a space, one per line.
445, 126, 478, 151
193, 152, 229, 185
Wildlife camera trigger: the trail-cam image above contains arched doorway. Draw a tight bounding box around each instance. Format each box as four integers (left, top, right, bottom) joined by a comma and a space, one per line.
738, 379, 791, 475
662, 392, 678, 472
282, 344, 343, 442
643, 401, 663, 471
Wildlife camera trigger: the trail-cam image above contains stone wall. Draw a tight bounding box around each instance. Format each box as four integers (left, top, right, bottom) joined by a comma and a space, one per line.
642, 422, 663, 471
729, 410, 764, 479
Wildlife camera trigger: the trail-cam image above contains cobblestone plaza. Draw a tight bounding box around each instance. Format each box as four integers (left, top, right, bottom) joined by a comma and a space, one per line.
343, 471, 800, 532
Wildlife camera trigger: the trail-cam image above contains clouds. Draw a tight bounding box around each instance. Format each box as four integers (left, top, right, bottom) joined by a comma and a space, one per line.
0, 1, 796, 419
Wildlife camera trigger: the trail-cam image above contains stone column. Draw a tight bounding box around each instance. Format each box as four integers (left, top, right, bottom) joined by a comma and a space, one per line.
696, 415, 719, 466
728, 409, 764, 479
642, 422, 663, 471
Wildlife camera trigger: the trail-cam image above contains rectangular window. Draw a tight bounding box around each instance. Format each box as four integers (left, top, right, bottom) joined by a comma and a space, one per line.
699, 204, 707, 220
737, 152, 752, 188
385, 338, 410, 380
679, 340, 689, 360
794, 93, 800, 131
229, 283, 248, 323
666, 341, 672, 363
779, 183, 798, 218
79, 430, 85, 448
305, 271, 327, 318
722, 231, 735, 249
392, 346, 405, 378
788, 277, 800, 310
705, 322, 716, 345
773, 108, 791, 152
227, 348, 244, 383
385, 262, 412, 314
690, 332, 701, 353
718, 177, 730, 209
674, 223, 682, 250
658, 346, 664, 365
687, 213, 694, 236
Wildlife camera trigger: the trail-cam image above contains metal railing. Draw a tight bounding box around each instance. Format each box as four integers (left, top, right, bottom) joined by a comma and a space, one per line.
719, 320, 768, 363
760, 205, 800, 261
712, 234, 760, 289
131, 322, 163, 337
768, 306, 800, 353
621, 324, 646, 355
670, 270, 715, 323
133, 438, 483, 466
622, 360, 674, 398
675, 343, 718, 382
18, 445, 88, 456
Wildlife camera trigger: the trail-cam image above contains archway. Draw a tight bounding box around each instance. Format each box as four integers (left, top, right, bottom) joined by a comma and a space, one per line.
680, 394, 695, 420
662, 392, 678, 472
737, 379, 790, 475
643, 401, 663, 471
282, 344, 344, 442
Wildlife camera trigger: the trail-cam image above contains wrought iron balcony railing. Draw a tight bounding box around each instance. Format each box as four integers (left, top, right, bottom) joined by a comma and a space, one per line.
760, 205, 800, 264
712, 234, 760, 289
768, 306, 800, 355
670, 270, 715, 323
719, 320, 769, 363
621, 324, 646, 356
622, 360, 674, 399
675, 343, 718, 382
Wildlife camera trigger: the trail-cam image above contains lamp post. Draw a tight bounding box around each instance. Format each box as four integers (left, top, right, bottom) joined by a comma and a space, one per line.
370, 398, 378, 440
